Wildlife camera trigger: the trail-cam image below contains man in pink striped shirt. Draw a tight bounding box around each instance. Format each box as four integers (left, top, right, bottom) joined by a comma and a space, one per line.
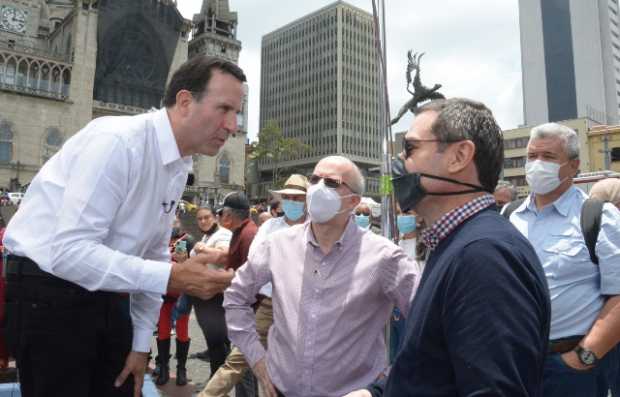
224, 156, 420, 397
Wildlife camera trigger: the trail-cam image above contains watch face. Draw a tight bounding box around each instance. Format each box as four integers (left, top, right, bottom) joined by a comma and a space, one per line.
0, 6, 28, 34
579, 349, 596, 365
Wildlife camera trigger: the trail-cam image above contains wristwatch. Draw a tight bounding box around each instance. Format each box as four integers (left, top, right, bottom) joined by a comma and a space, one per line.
574, 346, 599, 367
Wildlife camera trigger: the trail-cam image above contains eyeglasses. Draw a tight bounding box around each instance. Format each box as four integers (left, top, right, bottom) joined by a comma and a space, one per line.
355, 211, 370, 216
402, 137, 463, 158
309, 174, 356, 193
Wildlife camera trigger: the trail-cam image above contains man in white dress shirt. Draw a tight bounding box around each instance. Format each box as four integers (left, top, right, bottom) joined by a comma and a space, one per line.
2, 56, 245, 397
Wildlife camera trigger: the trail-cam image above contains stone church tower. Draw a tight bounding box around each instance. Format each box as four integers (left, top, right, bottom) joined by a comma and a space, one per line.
188, 0, 248, 207
0, 0, 190, 190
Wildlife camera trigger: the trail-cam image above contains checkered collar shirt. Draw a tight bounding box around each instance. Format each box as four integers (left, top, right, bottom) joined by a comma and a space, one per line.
421, 193, 496, 250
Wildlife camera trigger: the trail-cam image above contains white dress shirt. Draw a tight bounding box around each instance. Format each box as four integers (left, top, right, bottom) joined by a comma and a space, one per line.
190, 227, 232, 270
3, 108, 192, 352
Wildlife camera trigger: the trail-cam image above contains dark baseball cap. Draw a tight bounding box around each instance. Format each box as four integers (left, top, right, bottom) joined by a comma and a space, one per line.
221, 192, 249, 211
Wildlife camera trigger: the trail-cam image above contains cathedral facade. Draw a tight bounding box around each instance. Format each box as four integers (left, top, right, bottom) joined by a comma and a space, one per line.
0, 0, 246, 205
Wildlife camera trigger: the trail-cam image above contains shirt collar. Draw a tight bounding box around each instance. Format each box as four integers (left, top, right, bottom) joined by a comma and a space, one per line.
524, 185, 578, 217
421, 193, 496, 250
153, 108, 192, 171
305, 215, 358, 248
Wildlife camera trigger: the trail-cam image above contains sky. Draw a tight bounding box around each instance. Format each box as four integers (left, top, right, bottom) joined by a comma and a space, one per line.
177, 0, 524, 141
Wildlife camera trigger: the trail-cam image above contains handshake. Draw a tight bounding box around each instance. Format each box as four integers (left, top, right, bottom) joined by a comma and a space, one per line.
167, 252, 234, 300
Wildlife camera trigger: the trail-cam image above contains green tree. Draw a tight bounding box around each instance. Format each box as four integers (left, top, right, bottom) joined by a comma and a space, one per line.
249, 120, 309, 189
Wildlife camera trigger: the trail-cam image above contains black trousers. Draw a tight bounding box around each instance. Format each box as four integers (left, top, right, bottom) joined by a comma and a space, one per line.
190, 293, 230, 376
5, 271, 134, 397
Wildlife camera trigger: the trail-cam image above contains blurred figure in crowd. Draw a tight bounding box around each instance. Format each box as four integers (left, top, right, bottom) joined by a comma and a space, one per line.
257, 211, 272, 227
590, 178, 620, 209
494, 180, 518, 209
153, 216, 195, 386
187, 207, 232, 364
354, 203, 371, 229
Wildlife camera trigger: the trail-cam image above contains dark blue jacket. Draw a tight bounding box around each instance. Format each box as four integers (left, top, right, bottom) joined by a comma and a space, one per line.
370, 208, 550, 397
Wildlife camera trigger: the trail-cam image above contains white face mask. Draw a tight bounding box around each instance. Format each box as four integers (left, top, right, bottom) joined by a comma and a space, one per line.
306, 180, 355, 224
525, 159, 567, 195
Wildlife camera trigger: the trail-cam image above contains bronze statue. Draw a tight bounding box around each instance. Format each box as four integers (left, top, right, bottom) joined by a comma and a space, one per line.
390, 51, 445, 125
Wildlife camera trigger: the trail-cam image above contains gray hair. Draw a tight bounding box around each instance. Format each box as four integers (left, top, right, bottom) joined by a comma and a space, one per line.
494, 180, 518, 200
415, 98, 503, 192
529, 122, 580, 160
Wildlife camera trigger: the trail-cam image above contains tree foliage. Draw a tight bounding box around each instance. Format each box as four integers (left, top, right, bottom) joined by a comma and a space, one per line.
249, 120, 309, 187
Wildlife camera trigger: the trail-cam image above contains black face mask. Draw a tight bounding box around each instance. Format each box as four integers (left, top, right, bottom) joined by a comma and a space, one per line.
391, 157, 487, 212
171, 227, 181, 239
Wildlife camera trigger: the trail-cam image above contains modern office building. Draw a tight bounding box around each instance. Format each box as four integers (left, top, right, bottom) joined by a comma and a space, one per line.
519, 0, 620, 126
257, 1, 382, 198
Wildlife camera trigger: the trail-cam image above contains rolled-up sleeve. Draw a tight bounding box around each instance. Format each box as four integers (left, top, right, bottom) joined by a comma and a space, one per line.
224, 240, 273, 367
597, 203, 620, 295
380, 245, 419, 317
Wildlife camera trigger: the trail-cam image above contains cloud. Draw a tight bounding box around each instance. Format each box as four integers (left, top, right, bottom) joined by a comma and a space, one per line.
177, 0, 523, 139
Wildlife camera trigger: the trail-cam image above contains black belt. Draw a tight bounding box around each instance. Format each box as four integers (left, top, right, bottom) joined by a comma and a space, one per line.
548, 336, 584, 354
5, 255, 50, 278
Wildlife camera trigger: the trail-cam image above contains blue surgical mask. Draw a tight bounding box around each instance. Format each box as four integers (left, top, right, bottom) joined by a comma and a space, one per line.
282, 199, 305, 221
397, 215, 416, 235
355, 215, 370, 229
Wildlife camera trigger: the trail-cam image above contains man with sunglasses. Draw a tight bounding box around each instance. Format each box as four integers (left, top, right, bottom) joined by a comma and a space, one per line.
345, 98, 550, 397
224, 155, 419, 397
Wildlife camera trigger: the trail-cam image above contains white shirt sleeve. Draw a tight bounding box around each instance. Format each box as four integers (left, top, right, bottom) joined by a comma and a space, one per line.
49, 133, 171, 294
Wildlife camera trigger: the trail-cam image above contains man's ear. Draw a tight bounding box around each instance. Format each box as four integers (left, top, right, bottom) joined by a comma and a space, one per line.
569, 159, 580, 177
175, 90, 195, 117
447, 140, 476, 174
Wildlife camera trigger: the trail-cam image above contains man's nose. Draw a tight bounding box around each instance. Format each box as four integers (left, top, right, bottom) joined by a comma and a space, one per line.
224, 113, 238, 134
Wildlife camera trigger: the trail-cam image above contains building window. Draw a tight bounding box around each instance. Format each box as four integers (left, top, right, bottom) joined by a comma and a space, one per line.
0, 120, 14, 163
612, 147, 620, 162
504, 156, 526, 169
42, 127, 63, 163
218, 155, 230, 184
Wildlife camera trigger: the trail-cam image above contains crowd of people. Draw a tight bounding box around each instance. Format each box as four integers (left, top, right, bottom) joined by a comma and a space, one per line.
0, 55, 619, 397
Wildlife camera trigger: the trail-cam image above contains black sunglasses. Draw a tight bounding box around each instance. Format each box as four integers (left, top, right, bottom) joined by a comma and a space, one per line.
309, 174, 356, 193
402, 137, 464, 158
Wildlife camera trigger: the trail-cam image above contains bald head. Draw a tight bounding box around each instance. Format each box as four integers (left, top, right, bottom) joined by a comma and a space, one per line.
257, 211, 272, 226
313, 156, 365, 195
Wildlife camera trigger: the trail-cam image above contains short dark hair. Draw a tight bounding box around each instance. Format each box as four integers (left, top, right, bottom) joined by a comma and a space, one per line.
163, 56, 247, 107
269, 199, 280, 211
416, 98, 503, 193
225, 207, 250, 221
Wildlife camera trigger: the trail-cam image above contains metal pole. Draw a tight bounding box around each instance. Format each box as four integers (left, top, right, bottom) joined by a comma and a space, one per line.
371, 0, 397, 242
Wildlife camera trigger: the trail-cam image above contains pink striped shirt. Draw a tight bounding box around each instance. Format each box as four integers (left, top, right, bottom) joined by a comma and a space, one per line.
224, 218, 420, 397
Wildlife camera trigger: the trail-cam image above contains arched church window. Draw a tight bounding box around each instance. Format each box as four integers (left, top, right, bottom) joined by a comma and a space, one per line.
0, 120, 14, 163
218, 155, 231, 184
42, 127, 63, 164
5, 58, 16, 86
29, 62, 39, 90
0, 56, 5, 84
